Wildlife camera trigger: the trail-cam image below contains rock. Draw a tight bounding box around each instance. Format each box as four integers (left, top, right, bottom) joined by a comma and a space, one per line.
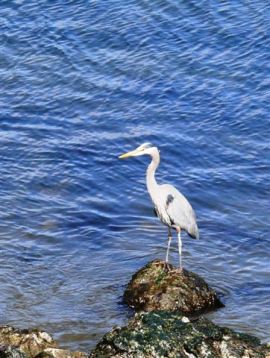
0, 327, 87, 358
35, 348, 88, 358
124, 259, 224, 314
0, 326, 57, 358
0, 345, 27, 358
89, 311, 270, 358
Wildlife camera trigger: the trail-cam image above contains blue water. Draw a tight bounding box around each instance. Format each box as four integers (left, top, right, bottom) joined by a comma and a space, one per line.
0, 0, 269, 352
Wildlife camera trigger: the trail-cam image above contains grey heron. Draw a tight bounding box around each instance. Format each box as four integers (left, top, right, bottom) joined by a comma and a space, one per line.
119, 143, 199, 270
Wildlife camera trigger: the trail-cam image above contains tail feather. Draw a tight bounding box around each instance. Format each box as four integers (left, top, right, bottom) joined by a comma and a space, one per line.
188, 224, 199, 240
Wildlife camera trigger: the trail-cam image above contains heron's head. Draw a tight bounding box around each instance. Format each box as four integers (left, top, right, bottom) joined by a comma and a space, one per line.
119, 143, 158, 159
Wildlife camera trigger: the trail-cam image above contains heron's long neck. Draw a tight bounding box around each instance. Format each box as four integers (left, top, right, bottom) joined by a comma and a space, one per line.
146, 150, 160, 199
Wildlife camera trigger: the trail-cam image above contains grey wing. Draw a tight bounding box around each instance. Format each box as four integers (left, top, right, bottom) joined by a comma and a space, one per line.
161, 184, 199, 239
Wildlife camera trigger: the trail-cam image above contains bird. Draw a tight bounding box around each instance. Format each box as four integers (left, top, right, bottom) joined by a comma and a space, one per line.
119, 143, 199, 270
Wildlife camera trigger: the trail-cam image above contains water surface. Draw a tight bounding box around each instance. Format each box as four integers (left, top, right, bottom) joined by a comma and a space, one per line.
0, 0, 269, 351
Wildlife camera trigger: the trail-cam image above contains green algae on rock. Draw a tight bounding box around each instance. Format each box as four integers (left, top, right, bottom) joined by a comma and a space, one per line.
124, 259, 224, 314
90, 311, 270, 358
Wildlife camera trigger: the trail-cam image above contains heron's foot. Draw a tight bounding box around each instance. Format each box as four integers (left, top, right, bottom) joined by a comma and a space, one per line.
163, 261, 172, 272
176, 266, 184, 275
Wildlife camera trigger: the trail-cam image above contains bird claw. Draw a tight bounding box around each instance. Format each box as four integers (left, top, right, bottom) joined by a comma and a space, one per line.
176, 267, 184, 275
163, 262, 172, 272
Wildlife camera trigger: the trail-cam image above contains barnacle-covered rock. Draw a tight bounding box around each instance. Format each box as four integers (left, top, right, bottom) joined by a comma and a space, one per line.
0, 345, 27, 358
0, 326, 88, 358
0, 326, 57, 358
90, 311, 270, 358
124, 259, 224, 314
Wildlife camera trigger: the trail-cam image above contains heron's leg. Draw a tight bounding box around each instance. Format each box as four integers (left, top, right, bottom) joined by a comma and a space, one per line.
165, 227, 172, 263
176, 227, 182, 269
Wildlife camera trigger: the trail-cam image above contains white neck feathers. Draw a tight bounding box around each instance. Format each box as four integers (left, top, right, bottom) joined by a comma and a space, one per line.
146, 148, 160, 198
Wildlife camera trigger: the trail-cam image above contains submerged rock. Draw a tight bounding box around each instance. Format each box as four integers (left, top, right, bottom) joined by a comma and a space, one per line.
35, 348, 88, 358
90, 311, 270, 358
124, 259, 224, 314
0, 326, 57, 358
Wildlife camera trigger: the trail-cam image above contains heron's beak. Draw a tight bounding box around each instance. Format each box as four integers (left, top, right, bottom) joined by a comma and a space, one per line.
119, 149, 139, 159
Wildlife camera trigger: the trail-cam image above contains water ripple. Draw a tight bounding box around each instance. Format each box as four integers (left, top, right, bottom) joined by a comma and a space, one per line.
0, 0, 269, 351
